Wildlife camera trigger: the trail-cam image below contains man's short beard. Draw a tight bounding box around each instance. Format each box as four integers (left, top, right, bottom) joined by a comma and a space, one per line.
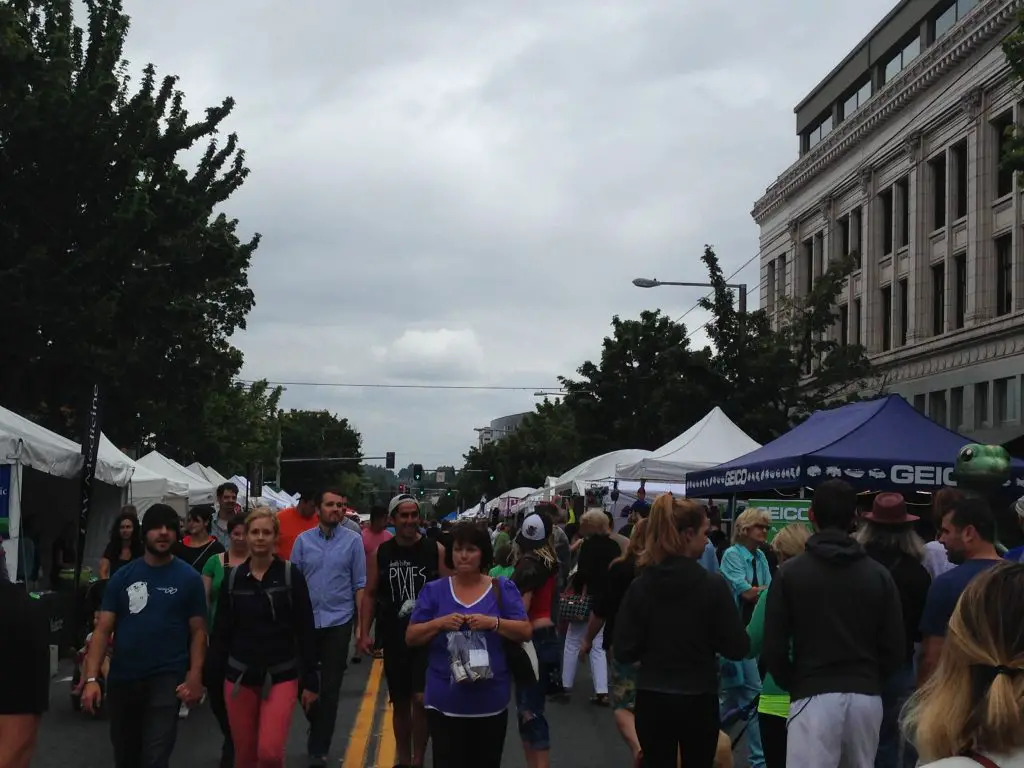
145, 540, 173, 557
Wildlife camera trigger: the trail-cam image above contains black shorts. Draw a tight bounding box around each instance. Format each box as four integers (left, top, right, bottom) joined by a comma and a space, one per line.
381, 640, 427, 702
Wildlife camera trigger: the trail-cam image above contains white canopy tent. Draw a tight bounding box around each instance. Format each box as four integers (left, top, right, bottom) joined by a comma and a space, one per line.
98, 437, 189, 516
137, 451, 215, 506
615, 407, 761, 482
188, 462, 231, 487
552, 449, 652, 493
484, 486, 538, 513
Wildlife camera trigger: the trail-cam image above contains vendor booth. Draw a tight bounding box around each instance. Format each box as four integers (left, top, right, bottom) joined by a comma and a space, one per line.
684, 394, 1024, 496
616, 407, 761, 482
551, 448, 652, 493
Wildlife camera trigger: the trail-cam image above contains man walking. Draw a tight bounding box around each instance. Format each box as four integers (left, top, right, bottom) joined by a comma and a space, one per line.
291, 488, 366, 767
275, 489, 319, 560
360, 495, 447, 768
212, 482, 239, 548
763, 480, 904, 768
82, 504, 208, 768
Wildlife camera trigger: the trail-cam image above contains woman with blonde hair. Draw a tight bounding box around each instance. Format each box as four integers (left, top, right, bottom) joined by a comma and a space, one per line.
582, 518, 648, 767
720, 506, 773, 768
902, 562, 1024, 766
745, 523, 812, 768
614, 495, 748, 767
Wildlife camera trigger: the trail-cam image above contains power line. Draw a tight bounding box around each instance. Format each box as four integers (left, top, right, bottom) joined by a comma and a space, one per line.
234, 379, 556, 391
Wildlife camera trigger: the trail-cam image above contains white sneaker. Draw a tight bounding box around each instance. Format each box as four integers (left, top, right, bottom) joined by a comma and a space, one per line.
178, 702, 190, 719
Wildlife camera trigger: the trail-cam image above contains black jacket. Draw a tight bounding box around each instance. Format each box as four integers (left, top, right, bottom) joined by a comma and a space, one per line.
763, 530, 905, 701
614, 555, 748, 695
863, 545, 931, 663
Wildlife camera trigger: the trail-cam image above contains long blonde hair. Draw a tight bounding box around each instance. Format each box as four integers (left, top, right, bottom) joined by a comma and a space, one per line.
902, 563, 1024, 760
639, 494, 706, 567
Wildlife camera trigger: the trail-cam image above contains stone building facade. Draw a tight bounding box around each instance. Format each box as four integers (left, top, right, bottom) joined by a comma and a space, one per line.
754, 0, 1024, 445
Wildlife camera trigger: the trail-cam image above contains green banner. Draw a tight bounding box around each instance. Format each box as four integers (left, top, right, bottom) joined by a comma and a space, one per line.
749, 498, 812, 542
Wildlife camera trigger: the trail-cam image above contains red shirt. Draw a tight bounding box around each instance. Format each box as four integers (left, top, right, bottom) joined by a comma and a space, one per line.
275, 507, 319, 560
528, 575, 556, 622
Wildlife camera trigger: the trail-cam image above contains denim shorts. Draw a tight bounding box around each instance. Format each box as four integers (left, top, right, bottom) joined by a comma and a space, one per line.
515, 626, 560, 750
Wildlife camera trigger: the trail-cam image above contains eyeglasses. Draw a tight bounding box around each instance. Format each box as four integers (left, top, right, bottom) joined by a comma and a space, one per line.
752, 524, 771, 531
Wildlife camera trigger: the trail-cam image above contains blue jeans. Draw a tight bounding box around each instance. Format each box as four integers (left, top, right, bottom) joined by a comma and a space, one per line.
107, 672, 181, 768
516, 626, 560, 750
721, 658, 764, 767
875, 663, 917, 768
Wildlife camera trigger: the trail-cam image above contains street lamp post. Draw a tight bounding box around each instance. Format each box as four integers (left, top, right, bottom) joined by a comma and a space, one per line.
631, 278, 748, 317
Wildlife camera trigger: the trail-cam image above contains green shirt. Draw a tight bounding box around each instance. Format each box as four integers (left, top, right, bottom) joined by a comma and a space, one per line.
489, 565, 514, 579
746, 586, 790, 718
202, 554, 226, 624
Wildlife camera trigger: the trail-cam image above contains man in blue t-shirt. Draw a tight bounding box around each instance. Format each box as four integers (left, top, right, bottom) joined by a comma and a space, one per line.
917, 496, 1002, 685
81, 504, 207, 768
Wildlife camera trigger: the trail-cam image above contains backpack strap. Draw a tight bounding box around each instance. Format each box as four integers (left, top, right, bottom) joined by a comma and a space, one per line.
227, 561, 240, 608
962, 751, 1001, 768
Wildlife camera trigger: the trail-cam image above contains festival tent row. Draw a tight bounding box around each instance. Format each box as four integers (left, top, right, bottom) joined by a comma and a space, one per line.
188, 462, 231, 487
616, 407, 762, 482
137, 451, 216, 506
228, 475, 298, 511
684, 394, 1024, 497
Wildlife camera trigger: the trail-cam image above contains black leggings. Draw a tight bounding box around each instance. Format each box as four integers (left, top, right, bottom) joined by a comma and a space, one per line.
759, 711, 787, 768
204, 669, 233, 760
634, 690, 720, 767
426, 709, 507, 768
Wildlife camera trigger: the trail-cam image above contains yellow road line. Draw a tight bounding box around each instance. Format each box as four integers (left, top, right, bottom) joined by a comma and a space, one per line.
342, 658, 383, 767
376, 703, 396, 767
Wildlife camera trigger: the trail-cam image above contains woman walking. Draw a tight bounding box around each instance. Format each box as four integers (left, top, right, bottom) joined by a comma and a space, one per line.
209, 508, 319, 768
98, 511, 143, 580
407, 521, 532, 768
615, 494, 748, 767
174, 506, 225, 574
202, 512, 249, 768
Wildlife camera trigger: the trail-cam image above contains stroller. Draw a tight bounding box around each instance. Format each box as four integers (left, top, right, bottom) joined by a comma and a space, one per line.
70, 579, 110, 713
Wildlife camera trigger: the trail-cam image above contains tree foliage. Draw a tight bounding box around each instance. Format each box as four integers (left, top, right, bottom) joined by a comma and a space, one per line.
1002, 14, 1024, 177
188, 380, 283, 476
278, 410, 363, 497
0, 0, 258, 455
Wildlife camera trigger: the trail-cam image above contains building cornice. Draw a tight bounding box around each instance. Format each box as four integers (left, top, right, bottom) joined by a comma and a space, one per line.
752, 0, 1023, 226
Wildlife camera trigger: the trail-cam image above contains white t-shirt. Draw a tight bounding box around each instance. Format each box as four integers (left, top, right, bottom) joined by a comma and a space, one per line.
920, 751, 1024, 767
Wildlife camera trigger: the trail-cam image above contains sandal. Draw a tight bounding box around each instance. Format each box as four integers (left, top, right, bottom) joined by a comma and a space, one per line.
590, 693, 609, 706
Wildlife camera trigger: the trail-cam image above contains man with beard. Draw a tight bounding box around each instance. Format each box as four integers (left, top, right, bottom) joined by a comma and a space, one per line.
291, 488, 366, 767
359, 495, 447, 768
81, 504, 207, 768
212, 483, 239, 548
917, 495, 1002, 685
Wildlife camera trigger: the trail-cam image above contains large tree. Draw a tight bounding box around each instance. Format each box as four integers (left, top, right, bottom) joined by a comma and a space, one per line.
0, 0, 258, 452
278, 409, 363, 496
559, 310, 718, 456
187, 380, 283, 476
699, 245, 876, 441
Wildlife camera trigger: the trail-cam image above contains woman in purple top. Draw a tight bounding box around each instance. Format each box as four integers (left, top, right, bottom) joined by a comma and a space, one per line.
407, 521, 531, 768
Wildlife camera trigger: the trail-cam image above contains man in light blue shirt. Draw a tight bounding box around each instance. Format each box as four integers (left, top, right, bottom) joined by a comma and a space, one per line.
698, 539, 720, 573
291, 488, 366, 767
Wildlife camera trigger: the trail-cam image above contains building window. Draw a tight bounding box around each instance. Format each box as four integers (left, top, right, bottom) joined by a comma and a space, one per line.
898, 279, 908, 346
778, 254, 787, 301
838, 303, 849, 346
881, 284, 893, 352
884, 36, 920, 83
851, 207, 862, 269
995, 377, 1018, 423
880, 187, 894, 255
953, 141, 968, 220
951, 386, 964, 430
839, 216, 850, 258
996, 234, 1012, 316
913, 394, 926, 412
896, 177, 909, 248
954, 252, 967, 328
807, 113, 833, 149
975, 381, 990, 427
993, 112, 1014, 198
935, 0, 978, 39
930, 153, 947, 229
803, 238, 814, 294
853, 298, 862, 344
932, 262, 945, 336
841, 80, 873, 121
767, 261, 776, 314
929, 391, 948, 427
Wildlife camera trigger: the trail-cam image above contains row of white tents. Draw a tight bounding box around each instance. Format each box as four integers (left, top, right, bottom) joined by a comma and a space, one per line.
0, 404, 296, 581
477, 407, 761, 516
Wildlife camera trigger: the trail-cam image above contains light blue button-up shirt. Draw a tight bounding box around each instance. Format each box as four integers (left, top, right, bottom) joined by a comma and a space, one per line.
698, 540, 720, 574
291, 524, 366, 629
720, 543, 771, 608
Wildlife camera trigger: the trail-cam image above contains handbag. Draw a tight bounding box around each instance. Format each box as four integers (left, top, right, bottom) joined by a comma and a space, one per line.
558, 591, 593, 623
490, 579, 539, 686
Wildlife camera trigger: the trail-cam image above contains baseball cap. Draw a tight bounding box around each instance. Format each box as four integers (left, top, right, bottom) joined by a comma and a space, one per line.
388, 494, 421, 515
515, 512, 552, 551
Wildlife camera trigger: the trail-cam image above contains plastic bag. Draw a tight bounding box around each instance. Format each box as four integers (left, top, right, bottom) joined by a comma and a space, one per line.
447, 630, 493, 684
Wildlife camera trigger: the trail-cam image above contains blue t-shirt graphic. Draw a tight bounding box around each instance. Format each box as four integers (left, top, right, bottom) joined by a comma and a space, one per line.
101, 557, 207, 681
918, 558, 1001, 638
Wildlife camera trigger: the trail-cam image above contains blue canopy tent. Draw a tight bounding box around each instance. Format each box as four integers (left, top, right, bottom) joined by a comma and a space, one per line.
685, 395, 1024, 497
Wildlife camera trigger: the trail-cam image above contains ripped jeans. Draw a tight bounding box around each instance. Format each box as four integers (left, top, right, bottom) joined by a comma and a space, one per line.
515, 626, 560, 751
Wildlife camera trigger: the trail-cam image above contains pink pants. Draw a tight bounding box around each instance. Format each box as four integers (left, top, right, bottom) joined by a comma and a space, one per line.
224, 679, 298, 768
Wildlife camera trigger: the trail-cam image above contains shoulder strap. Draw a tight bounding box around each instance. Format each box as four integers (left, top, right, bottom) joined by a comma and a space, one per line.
227, 563, 240, 607
963, 751, 1001, 768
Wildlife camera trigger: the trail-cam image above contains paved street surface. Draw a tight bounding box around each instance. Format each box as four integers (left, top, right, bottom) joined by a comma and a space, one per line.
35, 657, 751, 766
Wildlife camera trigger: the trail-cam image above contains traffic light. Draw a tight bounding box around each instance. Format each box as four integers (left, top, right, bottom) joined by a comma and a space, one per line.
399, 483, 406, 493
488, 472, 495, 482
417, 486, 425, 497
446, 486, 452, 496
385, 451, 396, 469
412, 464, 423, 482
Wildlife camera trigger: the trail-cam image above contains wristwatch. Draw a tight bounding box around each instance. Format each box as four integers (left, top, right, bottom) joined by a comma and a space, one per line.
85, 677, 99, 685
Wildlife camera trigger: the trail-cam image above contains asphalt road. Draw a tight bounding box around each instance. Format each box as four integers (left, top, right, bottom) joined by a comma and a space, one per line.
34, 657, 751, 767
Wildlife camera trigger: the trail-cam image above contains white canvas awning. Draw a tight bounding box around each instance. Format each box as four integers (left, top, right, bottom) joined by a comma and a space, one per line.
552, 449, 652, 493
615, 407, 761, 482
137, 451, 216, 506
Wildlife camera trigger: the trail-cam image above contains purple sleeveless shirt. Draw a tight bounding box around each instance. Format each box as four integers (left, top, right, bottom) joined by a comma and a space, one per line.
409, 576, 528, 716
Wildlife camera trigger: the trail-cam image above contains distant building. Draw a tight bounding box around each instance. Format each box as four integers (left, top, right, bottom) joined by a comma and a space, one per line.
474, 412, 531, 449
754, 0, 1024, 445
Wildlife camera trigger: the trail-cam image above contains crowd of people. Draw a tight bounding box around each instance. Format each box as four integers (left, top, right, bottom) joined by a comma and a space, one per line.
2, 478, 1024, 768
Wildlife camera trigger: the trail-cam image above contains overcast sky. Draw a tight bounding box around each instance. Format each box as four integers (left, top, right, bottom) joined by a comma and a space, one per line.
120, 0, 898, 471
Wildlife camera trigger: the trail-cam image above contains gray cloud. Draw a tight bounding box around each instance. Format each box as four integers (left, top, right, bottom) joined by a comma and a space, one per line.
119, 0, 898, 471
